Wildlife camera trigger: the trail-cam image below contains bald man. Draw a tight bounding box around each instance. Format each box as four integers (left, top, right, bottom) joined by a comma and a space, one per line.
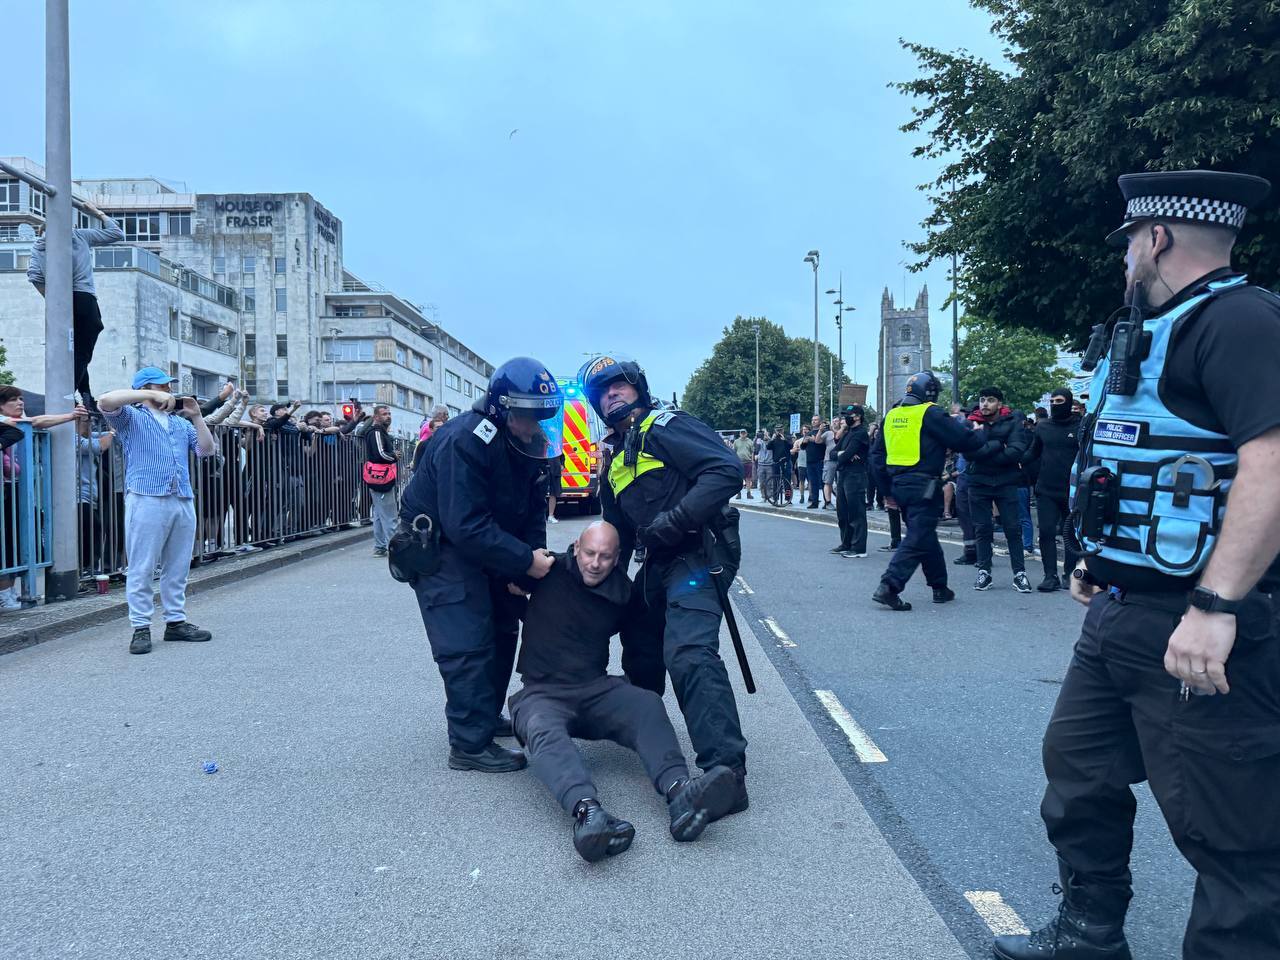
509, 521, 737, 863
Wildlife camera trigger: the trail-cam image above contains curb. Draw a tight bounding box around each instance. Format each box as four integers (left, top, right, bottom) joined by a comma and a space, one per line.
0, 527, 373, 657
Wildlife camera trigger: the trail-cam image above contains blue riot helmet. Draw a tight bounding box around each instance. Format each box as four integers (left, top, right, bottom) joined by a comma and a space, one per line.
904, 370, 941, 403
579, 353, 652, 426
484, 356, 565, 459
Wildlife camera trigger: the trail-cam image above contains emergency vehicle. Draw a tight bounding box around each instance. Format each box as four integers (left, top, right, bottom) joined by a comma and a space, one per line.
555, 377, 605, 514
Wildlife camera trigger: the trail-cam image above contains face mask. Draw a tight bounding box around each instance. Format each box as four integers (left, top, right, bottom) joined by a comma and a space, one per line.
1050, 402, 1072, 422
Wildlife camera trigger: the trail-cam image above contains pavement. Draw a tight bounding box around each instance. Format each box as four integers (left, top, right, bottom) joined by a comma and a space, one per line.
2, 514, 976, 960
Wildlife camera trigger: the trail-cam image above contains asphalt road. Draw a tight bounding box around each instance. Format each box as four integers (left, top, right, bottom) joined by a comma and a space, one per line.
732, 503, 1195, 959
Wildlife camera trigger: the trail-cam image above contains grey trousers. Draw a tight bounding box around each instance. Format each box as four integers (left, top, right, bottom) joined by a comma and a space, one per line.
369, 487, 398, 549
124, 493, 196, 629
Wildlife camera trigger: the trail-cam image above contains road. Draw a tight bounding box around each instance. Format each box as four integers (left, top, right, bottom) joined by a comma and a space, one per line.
732, 503, 1194, 958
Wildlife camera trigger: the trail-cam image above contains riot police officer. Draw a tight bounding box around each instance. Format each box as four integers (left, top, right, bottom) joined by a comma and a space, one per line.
869, 371, 998, 611
995, 170, 1280, 960
581, 355, 749, 817
398, 357, 563, 773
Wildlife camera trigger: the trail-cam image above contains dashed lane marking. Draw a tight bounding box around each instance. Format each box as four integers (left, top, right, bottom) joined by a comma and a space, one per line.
739, 505, 1008, 553
761, 617, 796, 647
813, 690, 888, 763
963, 891, 1029, 937
735, 576, 753, 595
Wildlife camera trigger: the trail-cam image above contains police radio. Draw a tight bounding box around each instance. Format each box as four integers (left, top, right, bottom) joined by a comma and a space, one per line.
1079, 282, 1151, 393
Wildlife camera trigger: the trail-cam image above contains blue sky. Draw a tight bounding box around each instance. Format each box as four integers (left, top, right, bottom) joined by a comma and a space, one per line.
8, 1, 1005, 405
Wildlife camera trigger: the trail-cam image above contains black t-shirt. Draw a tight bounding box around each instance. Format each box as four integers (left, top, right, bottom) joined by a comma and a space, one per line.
1087, 270, 1280, 592
766, 436, 792, 464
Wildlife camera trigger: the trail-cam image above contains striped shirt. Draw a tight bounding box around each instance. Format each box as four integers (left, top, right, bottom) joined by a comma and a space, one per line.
101, 404, 212, 497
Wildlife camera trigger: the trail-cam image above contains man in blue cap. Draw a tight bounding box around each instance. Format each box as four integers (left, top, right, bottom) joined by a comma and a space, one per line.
995, 170, 1280, 960
97, 367, 218, 655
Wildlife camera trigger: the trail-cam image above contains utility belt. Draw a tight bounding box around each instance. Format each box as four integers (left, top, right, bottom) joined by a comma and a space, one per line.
388, 513, 442, 583
1105, 585, 1190, 614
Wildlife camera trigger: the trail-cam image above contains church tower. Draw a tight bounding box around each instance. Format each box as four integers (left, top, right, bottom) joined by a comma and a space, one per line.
876, 286, 932, 414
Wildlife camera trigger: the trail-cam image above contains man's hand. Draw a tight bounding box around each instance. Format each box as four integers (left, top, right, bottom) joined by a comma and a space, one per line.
70, 404, 89, 421
178, 396, 202, 419
506, 583, 530, 598
638, 507, 689, 548
1165, 608, 1236, 695
525, 548, 555, 580
150, 391, 177, 412
1068, 560, 1102, 608
218, 382, 235, 401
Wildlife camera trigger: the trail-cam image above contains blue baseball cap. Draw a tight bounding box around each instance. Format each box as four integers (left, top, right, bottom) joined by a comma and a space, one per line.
132, 366, 178, 390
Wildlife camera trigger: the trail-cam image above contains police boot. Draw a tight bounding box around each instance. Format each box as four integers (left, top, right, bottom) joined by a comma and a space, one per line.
494, 714, 514, 738
993, 869, 1131, 960
666, 765, 738, 841
447, 742, 528, 773
932, 586, 955, 604
872, 583, 912, 611
571, 799, 635, 863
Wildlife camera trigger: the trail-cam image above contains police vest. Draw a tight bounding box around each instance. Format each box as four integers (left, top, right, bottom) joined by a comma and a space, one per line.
608, 409, 669, 497
883, 402, 933, 467
1075, 276, 1247, 576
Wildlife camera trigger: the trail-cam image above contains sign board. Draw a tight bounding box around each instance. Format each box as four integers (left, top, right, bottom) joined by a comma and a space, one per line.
789, 413, 801, 434
838, 384, 868, 409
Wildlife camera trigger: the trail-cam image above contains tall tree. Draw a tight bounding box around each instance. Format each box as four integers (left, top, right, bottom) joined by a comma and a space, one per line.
937, 315, 1070, 412
0, 344, 14, 387
682, 316, 847, 429
897, 1, 1280, 345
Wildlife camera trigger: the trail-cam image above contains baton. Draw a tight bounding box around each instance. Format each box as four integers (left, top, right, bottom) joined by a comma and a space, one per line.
708, 562, 756, 695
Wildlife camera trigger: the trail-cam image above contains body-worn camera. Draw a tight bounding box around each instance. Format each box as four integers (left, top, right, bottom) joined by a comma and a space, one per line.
1076, 465, 1119, 549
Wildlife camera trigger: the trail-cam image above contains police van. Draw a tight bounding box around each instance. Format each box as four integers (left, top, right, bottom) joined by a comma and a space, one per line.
555, 377, 605, 514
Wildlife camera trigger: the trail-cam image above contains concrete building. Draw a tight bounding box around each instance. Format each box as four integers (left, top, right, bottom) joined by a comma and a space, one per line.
0, 157, 491, 437
876, 286, 932, 414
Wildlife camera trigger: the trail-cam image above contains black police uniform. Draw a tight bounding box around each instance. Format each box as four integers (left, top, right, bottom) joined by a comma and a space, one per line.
602, 409, 749, 774
870, 397, 996, 598
398, 406, 548, 754
997, 170, 1280, 960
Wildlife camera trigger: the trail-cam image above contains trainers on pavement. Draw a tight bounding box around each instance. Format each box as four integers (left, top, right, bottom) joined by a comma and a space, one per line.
666, 765, 738, 841
163, 621, 212, 642
129, 628, 152, 655
974, 570, 994, 591
1013, 572, 1033, 594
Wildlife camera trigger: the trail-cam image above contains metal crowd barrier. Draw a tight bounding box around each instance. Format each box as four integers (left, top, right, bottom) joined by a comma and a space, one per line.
2, 421, 414, 603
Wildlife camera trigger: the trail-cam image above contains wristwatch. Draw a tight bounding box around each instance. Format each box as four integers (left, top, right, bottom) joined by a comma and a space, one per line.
1188, 586, 1241, 616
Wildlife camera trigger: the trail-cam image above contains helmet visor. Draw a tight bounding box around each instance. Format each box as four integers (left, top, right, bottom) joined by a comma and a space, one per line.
503, 395, 565, 459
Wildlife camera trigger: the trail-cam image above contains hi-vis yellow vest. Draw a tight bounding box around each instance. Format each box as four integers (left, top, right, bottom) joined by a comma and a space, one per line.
608, 410, 668, 497
884, 402, 933, 467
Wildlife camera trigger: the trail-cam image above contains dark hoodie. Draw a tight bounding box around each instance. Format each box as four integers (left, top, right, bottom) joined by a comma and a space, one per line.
964, 405, 1030, 488
1028, 412, 1082, 500
516, 550, 632, 685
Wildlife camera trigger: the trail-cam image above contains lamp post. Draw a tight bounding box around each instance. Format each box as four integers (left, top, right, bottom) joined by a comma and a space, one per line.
752, 320, 761, 437
951, 248, 961, 407
803, 250, 819, 416
328, 326, 342, 406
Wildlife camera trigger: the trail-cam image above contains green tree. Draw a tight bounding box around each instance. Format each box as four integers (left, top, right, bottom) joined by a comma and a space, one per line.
937, 315, 1070, 412
0, 343, 14, 387
682, 316, 847, 430
897, 1, 1280, 345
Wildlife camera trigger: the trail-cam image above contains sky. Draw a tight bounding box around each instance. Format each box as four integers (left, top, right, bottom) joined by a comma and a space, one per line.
7, 0, 1006, 406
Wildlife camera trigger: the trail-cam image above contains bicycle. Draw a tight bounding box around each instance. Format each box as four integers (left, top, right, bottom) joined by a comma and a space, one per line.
760, 465, 792, 506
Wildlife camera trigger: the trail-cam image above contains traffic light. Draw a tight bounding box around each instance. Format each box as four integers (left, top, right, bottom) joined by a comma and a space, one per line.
341, 403, 354, 421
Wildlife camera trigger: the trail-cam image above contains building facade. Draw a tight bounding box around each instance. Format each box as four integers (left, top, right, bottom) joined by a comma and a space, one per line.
0, 157, 491, 437
876, 286, 932, 414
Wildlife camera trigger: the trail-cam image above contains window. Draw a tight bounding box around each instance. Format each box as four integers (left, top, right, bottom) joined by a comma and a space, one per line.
445, 370, 461, 391
242, 289, 255, 313
411, 392, 424, 412
170, 362, 179, 378
410, 353, 423, 374
395, 386, 407, 407
243, 271, 255, 291
276, 334, 288, 358
395, 346, 407, 366
463, 380, 473, 398
168, 212, 191, 235
323, 339, 374, 362
447, 405, 461, 418
192, 370, 219, 398
900, 324, 913, 342
275, 289, 287, 312
29, 188, 46, 216
424, 356, 434, 378
274, 256, 286, 275
74, 210, 92, 229
244, 335, 256, 358
277, 380, 289, 399
333, 305, 365, 318
112, 211, 161, 242
213, 256, 226, 274
242, 256, 256, 275
0, 179, 17, 212
169, 308, 179, 339
322, 381, 377, 403
0, 224, 18, 241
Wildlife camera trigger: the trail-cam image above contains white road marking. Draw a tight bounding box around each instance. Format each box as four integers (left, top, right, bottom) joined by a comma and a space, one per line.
964, 891, 1029, 936
735, 576, 754, 595
761, 617, 796, 647
813, 690, 888, 763
739, 505, 1007, 552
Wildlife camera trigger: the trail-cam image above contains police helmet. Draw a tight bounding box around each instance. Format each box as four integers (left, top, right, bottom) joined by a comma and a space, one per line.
904, 370, 941, 403
579, 353, 653, 426
484, 356, 565, 459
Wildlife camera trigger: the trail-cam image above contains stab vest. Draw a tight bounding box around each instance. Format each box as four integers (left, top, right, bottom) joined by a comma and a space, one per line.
1074, 276, 1246, 576
883, 402, 933, 467
608, 409, 667, 498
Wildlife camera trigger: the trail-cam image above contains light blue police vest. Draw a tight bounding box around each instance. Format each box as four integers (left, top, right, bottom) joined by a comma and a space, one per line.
1075, 276, 1247, 576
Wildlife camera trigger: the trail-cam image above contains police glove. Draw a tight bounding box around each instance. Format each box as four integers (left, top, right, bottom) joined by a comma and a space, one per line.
638, 505, 693, 549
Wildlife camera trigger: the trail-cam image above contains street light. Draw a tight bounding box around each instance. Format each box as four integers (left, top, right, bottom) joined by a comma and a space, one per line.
825, 276, 857, 403
328, 326, 343, 406
803, 250, 819, 416
752, 320, 761, 437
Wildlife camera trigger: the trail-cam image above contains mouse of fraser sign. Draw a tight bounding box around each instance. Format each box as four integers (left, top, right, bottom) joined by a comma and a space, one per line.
213, 197, 283, 229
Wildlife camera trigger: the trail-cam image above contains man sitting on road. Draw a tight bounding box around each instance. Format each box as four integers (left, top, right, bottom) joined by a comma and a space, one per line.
509, 520, 738, 863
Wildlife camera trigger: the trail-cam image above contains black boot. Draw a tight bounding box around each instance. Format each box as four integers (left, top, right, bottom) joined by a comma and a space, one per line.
993, 869, 1131, 960
571, 799, 634, 862
494, 714, 514, 738
447, 741, 527, 773
666, 765, 737, 841
953, 552, 977, 565
932, 586, 956, 604
1038, 575, 1062, 593
163, 621, 212, 642
872, 583, 912, 611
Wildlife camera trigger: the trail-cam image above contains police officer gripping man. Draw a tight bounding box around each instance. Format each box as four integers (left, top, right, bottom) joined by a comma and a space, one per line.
869, 371, 1000, 611
397, 357, 563, 773
581, 355, 750, 817
995, 171, 1280, 960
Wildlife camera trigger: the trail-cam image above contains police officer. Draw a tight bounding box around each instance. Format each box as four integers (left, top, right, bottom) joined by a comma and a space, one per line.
869, 371, 998, 611
398, 357, 563, 773
995, 170, 1280, 960
581, 355, 749, 815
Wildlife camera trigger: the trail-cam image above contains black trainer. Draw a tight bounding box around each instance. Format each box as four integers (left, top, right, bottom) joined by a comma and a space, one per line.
1038, 575, 1062, 593
666, 765, 738, 841
129, 628, 152, 655
953, 553, 977, 565
447, 741, 527, 773
163, 621, 212, 642
993, 901, 1131, 960
716, 765, 749, 820
494, 714, 514, 738
830, 545, 850, 554
974, 570, 994, 591
872, 583, 912, 611
1013, 571, 1034, 594
878, 543, 900, 552
571, 799, 635, 862
932, 586, 956, 604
